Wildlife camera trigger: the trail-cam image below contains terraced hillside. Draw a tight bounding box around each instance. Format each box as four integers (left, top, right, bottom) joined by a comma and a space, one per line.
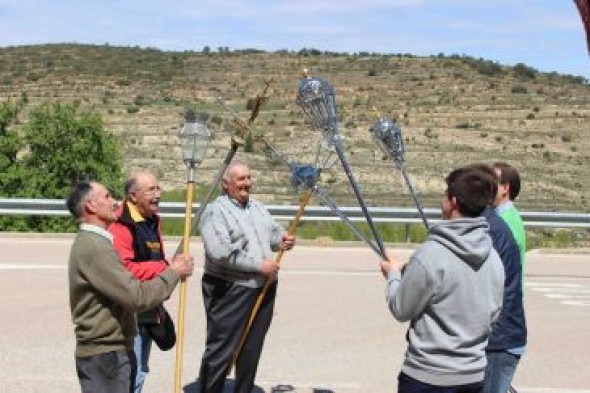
1, 44, 588, 212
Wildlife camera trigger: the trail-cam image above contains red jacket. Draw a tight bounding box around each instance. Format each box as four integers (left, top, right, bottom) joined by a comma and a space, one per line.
109, 201, 168, 281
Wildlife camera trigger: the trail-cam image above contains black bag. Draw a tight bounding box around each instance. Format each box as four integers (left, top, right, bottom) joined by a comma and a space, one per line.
143, 305, 176, 351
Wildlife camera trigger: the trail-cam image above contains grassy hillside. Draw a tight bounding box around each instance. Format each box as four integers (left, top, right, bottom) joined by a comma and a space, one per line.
1, 44, 588, 212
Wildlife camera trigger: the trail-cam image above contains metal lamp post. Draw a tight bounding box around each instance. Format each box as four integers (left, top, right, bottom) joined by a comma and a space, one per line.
371, 116, 429, 229
297, 73, 387, 259
174, 110, 210, 393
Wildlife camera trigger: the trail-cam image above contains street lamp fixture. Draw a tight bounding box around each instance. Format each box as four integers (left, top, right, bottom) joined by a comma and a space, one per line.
180, 110, 211, 169
296, 73, 339, 144
175, 109, 210, 393
371, 116, 429, 229
371, 116, 405, 165
297, 72, 387, 260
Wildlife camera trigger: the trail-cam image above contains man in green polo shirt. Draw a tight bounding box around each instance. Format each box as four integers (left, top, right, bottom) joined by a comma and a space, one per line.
492, 162, 526, 267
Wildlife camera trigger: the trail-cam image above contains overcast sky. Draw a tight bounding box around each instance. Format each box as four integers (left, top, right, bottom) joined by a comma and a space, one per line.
0, 0, 588, 79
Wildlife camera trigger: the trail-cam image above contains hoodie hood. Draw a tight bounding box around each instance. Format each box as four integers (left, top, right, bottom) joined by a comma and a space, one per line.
428, 216, 492, 269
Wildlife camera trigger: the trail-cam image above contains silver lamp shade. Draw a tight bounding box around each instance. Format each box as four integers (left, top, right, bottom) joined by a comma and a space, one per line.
296, 76, 339, 140
371, 117, 405, 164
180, 110, 211, 166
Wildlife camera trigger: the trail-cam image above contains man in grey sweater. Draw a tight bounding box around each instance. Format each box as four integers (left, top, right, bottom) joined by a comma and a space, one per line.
380, 166, 505, 392
197, 160, 295, 393
67, 180, 194, 393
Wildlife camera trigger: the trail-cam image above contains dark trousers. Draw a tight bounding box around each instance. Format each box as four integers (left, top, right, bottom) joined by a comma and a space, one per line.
76, 350, 137, 393
198, 274, 277, 393
398, 372, 484, 393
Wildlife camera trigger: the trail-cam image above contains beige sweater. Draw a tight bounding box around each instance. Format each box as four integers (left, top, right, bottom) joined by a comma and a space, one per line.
68, 228, 179, 357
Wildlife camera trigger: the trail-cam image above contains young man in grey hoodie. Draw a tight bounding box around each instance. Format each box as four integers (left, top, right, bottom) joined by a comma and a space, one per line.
380, 166, 505, 393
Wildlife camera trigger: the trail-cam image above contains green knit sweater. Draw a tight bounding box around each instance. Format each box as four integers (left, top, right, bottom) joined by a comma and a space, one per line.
68, 228, 179, 357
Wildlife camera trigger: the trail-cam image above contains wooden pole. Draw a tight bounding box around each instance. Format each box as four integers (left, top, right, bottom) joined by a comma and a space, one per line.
226, 189, 313, 375
174, 170, 195, 393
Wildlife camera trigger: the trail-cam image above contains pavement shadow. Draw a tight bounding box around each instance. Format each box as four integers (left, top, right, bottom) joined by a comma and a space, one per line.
270, 386, 334, 393
183, 379, 265, 393
184, 380, 334, 393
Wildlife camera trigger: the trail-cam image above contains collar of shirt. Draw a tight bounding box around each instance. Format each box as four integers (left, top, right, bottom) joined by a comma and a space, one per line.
224, 194, 251, 211
495, 200, 515, 215
126, 200, 146, 223
80, 223, 114, 244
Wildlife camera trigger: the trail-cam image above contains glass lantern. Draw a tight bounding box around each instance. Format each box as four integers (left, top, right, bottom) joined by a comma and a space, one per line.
179, 110, 211, 166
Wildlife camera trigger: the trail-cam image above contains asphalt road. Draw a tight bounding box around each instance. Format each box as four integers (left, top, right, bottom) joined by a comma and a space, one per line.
0, 234, 589, 393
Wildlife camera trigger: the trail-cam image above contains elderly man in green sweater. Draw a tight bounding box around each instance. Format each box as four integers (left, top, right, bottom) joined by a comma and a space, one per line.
67, 180, 194, 393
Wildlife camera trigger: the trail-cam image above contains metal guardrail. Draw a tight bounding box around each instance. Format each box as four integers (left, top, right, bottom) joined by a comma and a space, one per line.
1, 198, 589, 229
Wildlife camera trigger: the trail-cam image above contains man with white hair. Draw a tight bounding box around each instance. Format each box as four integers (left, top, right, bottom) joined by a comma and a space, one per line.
197, 160, 295, 393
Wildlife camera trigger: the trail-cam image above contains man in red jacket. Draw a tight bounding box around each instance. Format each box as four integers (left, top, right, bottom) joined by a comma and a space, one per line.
109, 170, 174, 393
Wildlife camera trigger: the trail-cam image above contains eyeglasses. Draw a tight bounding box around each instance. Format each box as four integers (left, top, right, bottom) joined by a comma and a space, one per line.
135, 186, 161, 196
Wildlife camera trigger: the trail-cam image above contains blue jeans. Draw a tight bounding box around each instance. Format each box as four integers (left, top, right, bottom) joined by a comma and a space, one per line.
398, 372, 484, 393
133, 325, 153, 393
483, 351, 520, 393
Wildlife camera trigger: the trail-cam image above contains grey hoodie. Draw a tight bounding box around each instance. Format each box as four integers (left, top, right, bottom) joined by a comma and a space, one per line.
199, 194, 284, 288
385, 216, 504, 386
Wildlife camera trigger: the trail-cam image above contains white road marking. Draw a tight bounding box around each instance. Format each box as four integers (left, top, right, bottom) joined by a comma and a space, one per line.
0, 264, 379, 276
526, 282, 583, 287
518, 389, 590, 393
527, 281, 590, 307
531, 288, 590, 293
0, 264, 65, 270
545, 293, 590, 299
560, 300, 590, 307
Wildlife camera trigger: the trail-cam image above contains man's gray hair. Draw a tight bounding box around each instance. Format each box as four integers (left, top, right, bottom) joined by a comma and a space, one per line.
124, 177, 137, 197
222, 159, 249, 182
124, 170, 154, 196
66, 181, 95, 219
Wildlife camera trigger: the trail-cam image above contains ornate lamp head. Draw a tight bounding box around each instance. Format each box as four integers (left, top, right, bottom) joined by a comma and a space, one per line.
371, 117, 405, 164
296, 72, 339, 142
290, 164, 320, 192
179, 110, 211, 166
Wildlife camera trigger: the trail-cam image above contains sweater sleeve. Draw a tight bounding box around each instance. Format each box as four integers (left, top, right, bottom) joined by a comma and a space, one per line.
109, 222, 168, 281
491, 230, 522, 326
385, 257, 435, 322
199, 204, 260, 272
81, 237, 179, 312
256, 201, 284, 252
